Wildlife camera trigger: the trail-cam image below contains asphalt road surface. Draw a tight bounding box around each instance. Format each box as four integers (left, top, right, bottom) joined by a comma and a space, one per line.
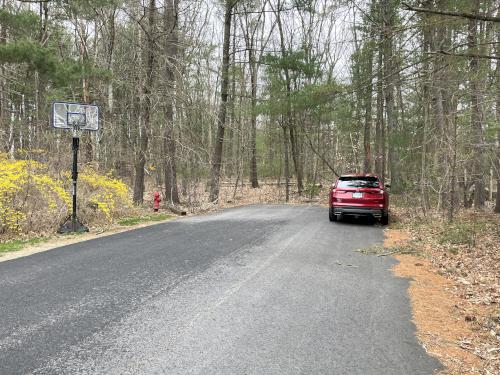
0, 205, 442, 374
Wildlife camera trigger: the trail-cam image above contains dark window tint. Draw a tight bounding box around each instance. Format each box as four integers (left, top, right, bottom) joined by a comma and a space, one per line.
337, 176, 379, 188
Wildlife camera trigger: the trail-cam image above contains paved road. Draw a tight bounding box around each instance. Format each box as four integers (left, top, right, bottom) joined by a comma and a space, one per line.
0, 205, 442, 374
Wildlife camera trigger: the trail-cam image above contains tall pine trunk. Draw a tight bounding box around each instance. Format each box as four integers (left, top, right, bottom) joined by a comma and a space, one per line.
133, 0, 155, 204
282, 124, 290, 202
163, 0, 180, 204
382, 0, 400, 192
375, 42, 384, 181
209, 0, 233, 202
420, 4, 431, 213
468, 1, 485, 208
363, 43, 373, 173
289, 125, 303, 195
249, 41, 259, 188
274, 0, 303, 196
495, 9, 500, 213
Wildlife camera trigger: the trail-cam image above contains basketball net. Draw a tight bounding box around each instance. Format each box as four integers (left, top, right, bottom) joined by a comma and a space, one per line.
72, 125, 84, 138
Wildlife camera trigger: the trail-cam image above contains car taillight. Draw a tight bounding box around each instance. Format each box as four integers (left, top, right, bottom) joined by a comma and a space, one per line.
379, 189, 384, 194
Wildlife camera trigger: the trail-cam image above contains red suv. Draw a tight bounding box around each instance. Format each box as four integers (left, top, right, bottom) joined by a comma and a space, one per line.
329, 174, 389, 225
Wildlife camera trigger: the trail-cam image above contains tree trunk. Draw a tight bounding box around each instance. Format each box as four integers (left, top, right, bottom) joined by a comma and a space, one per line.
353, 22, 362, 172
282, 124, 290, 202
420, 4, 431, 214
495, 129, 500, 213
382, 0, 400, 192
375, 29, 384, 181
363, 43, 373, 173
289, 124, 303, 195
249, 39, 259, 188
209, 0, 233, 202
495, 9, 500, 213
107, 8, 116, 113
469, 0, 485, 208
163, 0, 180, 204
133, 0, 155, 204
76, 19, 93, 162
0, 0, 6, 146
274, 0, 303, 196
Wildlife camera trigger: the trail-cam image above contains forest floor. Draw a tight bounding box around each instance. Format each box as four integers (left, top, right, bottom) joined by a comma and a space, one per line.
174, 180, 326, 213
386, 207, 499, 374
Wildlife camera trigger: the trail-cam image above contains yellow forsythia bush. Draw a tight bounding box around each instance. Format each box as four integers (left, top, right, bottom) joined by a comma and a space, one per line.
0, 153, 132, 236
0, 153, 71, 234
77, 168, 131, 221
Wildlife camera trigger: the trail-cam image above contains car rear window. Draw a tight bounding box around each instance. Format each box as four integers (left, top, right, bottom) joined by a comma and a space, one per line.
337, 177, 379, 188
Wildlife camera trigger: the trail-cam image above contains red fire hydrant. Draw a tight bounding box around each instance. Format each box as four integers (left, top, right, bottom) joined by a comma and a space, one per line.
153, 191, 161, 212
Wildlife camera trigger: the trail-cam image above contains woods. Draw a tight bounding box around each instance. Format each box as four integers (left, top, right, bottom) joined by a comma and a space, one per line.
0, 0, 499, 217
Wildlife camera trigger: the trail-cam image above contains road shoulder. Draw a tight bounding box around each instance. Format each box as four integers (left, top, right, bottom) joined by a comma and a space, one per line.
0, 215, 177, 263
387, 228, 498, 374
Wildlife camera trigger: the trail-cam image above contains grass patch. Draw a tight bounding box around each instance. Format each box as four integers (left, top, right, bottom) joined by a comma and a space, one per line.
0, 237, 50, 254
438, 221, 488, 246
118, 213, 172, 226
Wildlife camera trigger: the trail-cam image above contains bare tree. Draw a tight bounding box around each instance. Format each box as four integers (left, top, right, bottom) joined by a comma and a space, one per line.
468, 0, 486, 208
163, 0, 180, 204
494, 9, 500, 213
209, 0, 234, 202
133, 0, 156, 204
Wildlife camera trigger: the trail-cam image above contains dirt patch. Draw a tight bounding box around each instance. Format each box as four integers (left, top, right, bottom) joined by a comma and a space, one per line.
384, 228, 411, 248
387, 228, 499, 374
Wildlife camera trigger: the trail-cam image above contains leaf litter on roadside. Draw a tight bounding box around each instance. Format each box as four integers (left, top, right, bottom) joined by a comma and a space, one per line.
387, 206, 499, 374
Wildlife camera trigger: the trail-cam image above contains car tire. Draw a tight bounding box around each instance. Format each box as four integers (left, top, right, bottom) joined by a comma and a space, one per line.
381, 211, 389, 225
329, 208, 337, 222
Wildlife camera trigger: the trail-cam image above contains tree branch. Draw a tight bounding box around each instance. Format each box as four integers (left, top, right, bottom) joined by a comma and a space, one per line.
402, 2, 500, 23
429, 50, 500, 60
302, 130, 340, 178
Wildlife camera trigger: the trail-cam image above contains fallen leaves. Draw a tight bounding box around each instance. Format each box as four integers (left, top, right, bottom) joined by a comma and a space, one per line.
167, 180, 329, 215
387, 208, 500, 374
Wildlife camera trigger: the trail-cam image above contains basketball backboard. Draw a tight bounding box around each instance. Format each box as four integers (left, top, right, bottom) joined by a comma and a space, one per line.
52, 102, 99, 131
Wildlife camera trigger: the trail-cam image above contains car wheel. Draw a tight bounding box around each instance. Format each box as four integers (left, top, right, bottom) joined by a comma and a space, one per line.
329, 208, 337, 222
381, 211, 389, 225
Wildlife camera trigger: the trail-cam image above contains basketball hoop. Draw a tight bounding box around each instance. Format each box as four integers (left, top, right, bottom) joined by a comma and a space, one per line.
51, 101, 100, 233
52, 102, 99, 133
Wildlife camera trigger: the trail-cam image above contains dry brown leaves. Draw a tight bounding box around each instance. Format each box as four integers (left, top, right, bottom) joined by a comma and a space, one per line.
166, 180, 329, 214
388, 206, 500, 374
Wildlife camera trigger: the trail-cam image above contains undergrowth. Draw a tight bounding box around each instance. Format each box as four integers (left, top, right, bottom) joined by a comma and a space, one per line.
0, 153, 132, 238
387, 203, 500, 374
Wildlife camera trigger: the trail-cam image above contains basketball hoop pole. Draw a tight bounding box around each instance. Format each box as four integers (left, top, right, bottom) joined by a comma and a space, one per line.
53, 101, 98, 234
71, 135, 79, 232
57, 127, 88, 234
65, 126, 89, 233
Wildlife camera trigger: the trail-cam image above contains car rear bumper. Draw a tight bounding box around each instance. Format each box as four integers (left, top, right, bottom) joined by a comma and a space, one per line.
332, 206, 384, 218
